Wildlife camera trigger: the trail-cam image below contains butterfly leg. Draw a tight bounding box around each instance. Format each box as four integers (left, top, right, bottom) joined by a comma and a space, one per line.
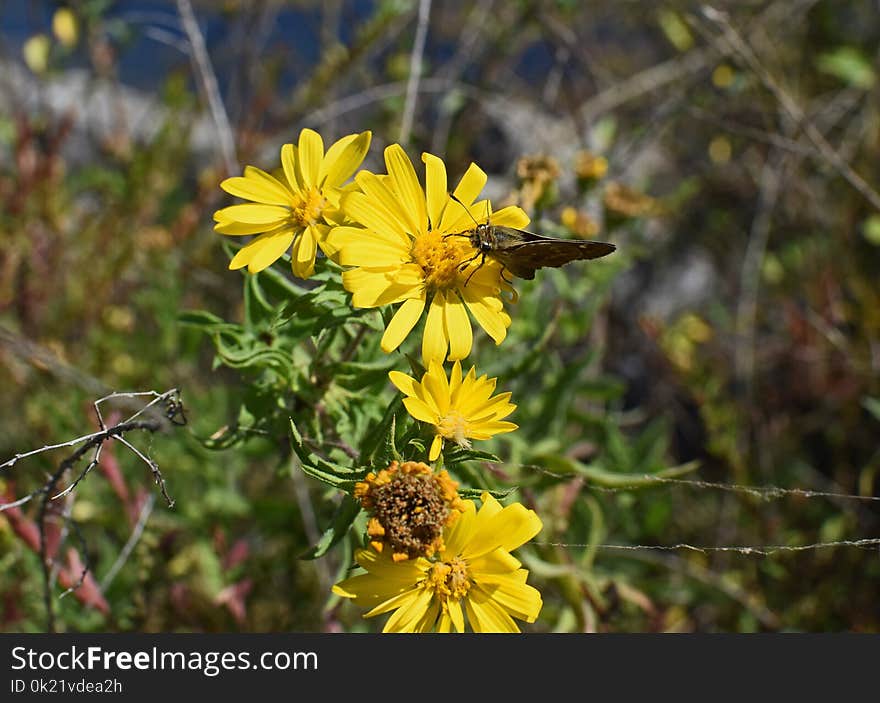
500, 267, 514, 286
463, 254, 486, 286
457, 251, 482, 271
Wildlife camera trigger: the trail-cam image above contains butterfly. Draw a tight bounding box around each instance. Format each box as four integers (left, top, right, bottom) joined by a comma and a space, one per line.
446, 196, 616, 283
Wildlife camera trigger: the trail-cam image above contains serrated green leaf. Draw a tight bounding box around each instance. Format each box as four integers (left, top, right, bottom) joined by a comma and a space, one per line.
301, 495, 362, 559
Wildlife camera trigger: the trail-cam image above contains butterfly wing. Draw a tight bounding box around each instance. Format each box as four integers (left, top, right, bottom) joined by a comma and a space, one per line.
492, 228, 616, 280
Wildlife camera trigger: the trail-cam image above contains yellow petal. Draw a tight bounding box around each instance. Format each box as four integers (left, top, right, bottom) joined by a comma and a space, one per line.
468, 397, 516, 425
443, 292, 473, 360
291, 227, 317, 278
449, 359, 463, 395
363, 586, 423, 619
460, 288, 509, 344
468, 548, 523, 576
296, 128, 324, 188
280, 143, 302, 193
437, 611, 453, 633
468, 420, 518, 440
221, 169, 291, 205
459, 387, 511, 418
388, 370, 418, 397
228, 234, 269, 270
214, 203, 291, 224
246, 230, 295, 273
245, 165, 295, 199
448, 598, 465, 633
321, 131, 371, 188
429, 434, 443, 461
422, 152, 447, 231
343, 188, 411, 243
214, 218, 286, 236
413, 598, 441, 632
356, 548, 428, 577
489, 205, 530, 229
382, 588, 435, 632
389, 263, 426, 288
476, 491, 503, 518
442, 499, 476, 556
333, 571, 420, 610
384, 144, 427, 234
464, 594, 520, 633
453, 162, 487, 205
422, 360, 450, 416
343, 268, 421, 308
403, 396, 440, 424
463, 502, 542, 560
439, 162, 487, 231
422, 293, 448, 365
381, 296, 426, 352
322, 225, 362, 259
471, 576, 542, 623
334, 232, 409, 268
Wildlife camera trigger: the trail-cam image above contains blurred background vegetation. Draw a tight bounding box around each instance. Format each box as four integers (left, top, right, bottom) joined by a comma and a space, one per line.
1, 0, 878, 633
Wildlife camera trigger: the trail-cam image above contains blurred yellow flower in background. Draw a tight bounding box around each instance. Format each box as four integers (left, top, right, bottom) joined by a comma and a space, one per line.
325, 145, 529, 364
214, 128, 370, 278
52, 8, 79, 48
389, 360, 517, 461
333, 491, 543, 633
23, 35, 51, 74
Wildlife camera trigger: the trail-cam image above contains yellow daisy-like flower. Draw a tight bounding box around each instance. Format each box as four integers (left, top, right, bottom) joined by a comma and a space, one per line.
389, 360, 517, 462
324, 144, 530, 364
214, 128, 371, 278
333, 491, 543, 633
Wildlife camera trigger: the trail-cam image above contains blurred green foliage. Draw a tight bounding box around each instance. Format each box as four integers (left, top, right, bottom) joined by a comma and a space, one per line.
1, 0, 878, 633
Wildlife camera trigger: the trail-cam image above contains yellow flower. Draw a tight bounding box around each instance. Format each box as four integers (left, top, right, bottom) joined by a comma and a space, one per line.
214, 128, 371, 278
333, 491, 543, 633
324, 144, 530, 364
389, 360, 517, 462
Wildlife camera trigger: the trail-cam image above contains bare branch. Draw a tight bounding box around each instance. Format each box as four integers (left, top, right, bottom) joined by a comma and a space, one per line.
701, 5, 880, 212
176, 0, 237, 176
100, 493, 156, 592
399, 0, 432, 144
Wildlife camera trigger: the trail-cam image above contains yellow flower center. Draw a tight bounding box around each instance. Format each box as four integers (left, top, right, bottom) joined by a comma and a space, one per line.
289, 187, 326, 227
424, 557, 471, 607
437, 411, 472, 449
410, 229, 472, 291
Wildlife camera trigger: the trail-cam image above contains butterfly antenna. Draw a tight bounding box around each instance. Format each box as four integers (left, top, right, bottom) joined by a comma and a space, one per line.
449, 193, 482, 228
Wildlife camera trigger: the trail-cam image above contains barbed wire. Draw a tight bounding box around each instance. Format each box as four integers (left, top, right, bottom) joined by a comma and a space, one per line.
514, 463, 879, 503
541, 538, 880, 556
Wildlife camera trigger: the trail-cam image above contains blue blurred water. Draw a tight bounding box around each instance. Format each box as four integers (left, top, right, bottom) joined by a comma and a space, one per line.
2, 1, 556, 94
1, 0, 356, 92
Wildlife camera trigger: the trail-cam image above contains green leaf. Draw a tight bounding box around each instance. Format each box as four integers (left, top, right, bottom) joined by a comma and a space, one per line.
861, 216, 880, 246
301, 495, 362, 560
816, 47, 875, 89
358, 395, 404, 462
289, 418, 366, 490
862, 397, 880, 422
